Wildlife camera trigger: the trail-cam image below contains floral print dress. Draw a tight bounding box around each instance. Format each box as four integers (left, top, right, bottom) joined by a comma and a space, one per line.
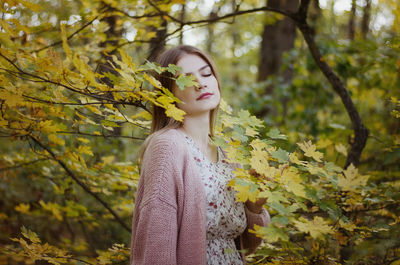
183, 134, 247, 265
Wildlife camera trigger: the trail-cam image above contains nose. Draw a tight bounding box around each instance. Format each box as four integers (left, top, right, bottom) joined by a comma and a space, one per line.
194, 75, 206, 91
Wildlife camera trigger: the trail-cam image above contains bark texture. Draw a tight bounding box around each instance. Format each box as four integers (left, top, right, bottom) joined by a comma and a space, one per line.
361, 0, 371, 39
256, 0, 299, 118
348, 0, 356, 40
293, 0, 369, 168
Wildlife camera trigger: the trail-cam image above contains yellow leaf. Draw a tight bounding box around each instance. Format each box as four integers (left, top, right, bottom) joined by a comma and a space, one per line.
131, 110, 152, 121
118, 48, 135, 71
289, 151, 304, 165
280, 167, 306, 197
0, 90, 23, 107
60, 23, 72, 60
144, 73, 162, 88
335, 143, 348, 156
15, 203, 30, 213
21, 226, 41, 244
39, 200, 63, 221
86, 105, 103, 115
77, 137, 89, 143
338, 220, 357, 232
77, 145, 94, 156
338, 164, 369, 192
101, 155, 115, 164
0, 119, 8, 127
316, 138, 332, 149
18, 0, 43, 11
38, 120, 59, 134
228, 179, 259, 202
156, 95, 173, 106
165, 104, 185, 122
249, 139, 279, 179
297, 140, 323, 162
245, 127, 258, 137
219, 98, 232, 114
293, 216, 334, 239
48, 134, 65, 146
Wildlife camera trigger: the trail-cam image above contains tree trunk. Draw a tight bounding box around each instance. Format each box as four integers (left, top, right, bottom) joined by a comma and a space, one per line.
309, 0, 322, 29
348, 0, 356, 40
294, 0, 369, 168
147, 19, 168, 61
256, 0, 299, 118
206, 6, 219, 54
179, 4, 186, 44
361, 0, 371, 39
230, 0, 241, 83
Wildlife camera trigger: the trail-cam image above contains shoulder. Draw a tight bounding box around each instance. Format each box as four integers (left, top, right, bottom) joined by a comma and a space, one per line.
144, 128, 188, 160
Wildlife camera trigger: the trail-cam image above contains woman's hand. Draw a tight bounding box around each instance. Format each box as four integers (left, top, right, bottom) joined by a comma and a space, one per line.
245, 197, 267, 214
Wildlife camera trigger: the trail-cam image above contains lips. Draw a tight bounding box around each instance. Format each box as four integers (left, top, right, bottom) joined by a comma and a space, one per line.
196, 92, 213, 100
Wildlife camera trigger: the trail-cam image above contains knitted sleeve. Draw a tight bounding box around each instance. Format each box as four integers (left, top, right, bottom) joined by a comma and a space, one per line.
240, 205, 270, 255
130, 134, 183, 265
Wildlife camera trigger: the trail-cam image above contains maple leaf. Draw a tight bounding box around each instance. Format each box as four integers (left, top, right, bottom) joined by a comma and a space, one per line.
293, 216, 334, 239
267, 128, 287, 140
270, 148, 289, 163
38, 120, 59, 134
156, 95, 174, 106
175, 74, 198, 91
335, 143, 348, 156
316, 138, 333, 149
166, 63, 182, 75
165, 104, 185, 122
48, 134, 65, 146
143, 73, 162, 88
297, 140, 323, 162
338, 164, 369, 192
21, 226, 41, 244
15, 203, 30, 214
228, 178, 259, 202
280, 167, 306, 197
0, 90, 22, 107
249, 224, 289, 243
219, 98, 232, 114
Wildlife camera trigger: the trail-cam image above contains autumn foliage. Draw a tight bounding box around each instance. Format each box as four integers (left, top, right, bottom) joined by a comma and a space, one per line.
1, 0, 399, 264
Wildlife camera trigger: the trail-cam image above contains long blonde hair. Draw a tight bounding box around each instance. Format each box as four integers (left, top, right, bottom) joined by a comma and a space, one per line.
138, 45, 222, 164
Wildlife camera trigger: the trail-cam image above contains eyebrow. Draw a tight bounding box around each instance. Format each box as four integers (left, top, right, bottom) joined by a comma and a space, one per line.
184, 65, 210, 75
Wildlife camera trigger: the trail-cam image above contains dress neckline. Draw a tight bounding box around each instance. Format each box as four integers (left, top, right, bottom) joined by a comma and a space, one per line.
177, 129, 221, 165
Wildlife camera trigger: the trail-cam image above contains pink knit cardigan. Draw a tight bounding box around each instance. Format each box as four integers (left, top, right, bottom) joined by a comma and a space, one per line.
130, 129, 270, 265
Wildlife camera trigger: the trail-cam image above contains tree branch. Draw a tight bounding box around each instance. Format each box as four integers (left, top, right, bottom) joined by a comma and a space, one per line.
0, 158, 49, 172
292, 3, 369, 167
32, 11, 107, 53
57, 130, 146, 140
29, 135, 131, 232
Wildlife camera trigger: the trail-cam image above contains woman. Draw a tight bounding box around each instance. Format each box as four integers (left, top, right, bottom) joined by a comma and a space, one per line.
130, 45, 270, 265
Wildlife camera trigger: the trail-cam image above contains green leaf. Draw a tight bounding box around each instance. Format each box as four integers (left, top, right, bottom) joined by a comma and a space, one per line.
249, 224, 289, 243
175, 74, 197, 90
271, 215, 290, 225
101, 120, 120, 127
166, 64, 182, 75
270, 148, 289, 163
267, 128, 287, 140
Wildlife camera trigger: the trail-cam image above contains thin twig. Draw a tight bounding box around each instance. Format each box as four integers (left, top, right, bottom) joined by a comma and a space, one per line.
0, 158, 49, 172
29, 135, 131, 232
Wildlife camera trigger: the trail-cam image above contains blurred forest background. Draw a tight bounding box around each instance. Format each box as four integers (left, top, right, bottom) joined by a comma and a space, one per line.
0, 0, 399, 264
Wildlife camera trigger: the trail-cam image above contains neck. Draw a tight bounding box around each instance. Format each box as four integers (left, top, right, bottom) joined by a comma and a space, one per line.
180, 112, 211, 151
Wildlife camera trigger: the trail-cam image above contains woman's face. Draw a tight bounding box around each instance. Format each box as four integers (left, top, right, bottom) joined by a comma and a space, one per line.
172, 54, 220, 117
